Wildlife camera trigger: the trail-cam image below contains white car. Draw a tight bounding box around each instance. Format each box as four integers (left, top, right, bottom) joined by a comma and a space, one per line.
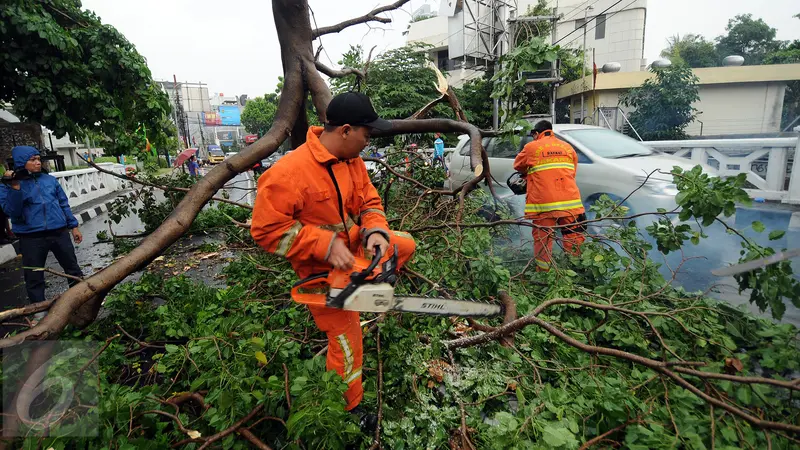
446, 124, 714, 218
225, 152, 237, 159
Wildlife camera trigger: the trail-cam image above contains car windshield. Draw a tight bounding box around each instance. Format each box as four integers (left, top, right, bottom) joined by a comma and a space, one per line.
560, 129, 654, 159
209, 149, 223, 156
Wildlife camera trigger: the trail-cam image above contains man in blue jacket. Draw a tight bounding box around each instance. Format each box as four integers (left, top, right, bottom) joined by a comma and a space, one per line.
0, 146, 84, 304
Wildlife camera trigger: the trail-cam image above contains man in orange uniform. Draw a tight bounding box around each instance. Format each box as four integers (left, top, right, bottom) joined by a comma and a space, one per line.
513, 120, 586, 271
250, 92, 416, 424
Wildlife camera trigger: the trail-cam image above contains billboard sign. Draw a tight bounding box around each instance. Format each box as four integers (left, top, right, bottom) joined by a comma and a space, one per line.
219, 105, 241, 126
203, 112, 221, 126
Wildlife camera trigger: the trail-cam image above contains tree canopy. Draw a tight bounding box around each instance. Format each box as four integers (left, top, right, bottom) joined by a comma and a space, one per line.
620, 65, 700, 140
715, 14, 783, 65
241, 94, 279, 137
0, 0, 171, 155
660, 34, 719, 68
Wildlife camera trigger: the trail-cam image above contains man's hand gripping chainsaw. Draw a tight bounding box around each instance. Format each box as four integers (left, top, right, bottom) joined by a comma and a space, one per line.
291, 245, 503, 317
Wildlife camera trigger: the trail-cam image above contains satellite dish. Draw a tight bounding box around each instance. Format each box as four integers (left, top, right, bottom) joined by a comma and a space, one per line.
440, 0, 457, 17
601, 62, 621, 73
652, 59, 672, 69
722, 55, 745, 67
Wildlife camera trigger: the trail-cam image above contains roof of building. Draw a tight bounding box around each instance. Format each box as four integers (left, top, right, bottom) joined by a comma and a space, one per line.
557, 63, 800, 99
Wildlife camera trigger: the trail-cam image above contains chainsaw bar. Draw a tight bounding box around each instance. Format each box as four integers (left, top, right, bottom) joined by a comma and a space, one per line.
392, 296, 503, 317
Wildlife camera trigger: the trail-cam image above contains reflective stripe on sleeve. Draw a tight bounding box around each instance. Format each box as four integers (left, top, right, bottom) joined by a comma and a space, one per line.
276, 221, 303, 256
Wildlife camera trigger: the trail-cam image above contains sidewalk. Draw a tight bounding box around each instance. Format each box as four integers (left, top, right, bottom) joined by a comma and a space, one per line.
0, 189, 133, 265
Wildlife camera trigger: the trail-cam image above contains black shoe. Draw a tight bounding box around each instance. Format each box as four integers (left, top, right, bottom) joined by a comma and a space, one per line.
350, 405, 377, 436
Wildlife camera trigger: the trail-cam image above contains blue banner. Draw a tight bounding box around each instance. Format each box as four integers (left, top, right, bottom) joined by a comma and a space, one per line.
219, 105, 241, 126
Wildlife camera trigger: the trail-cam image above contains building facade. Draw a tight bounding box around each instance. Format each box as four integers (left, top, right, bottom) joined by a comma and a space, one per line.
405, 0, 648, 88
556, 64, 800, 136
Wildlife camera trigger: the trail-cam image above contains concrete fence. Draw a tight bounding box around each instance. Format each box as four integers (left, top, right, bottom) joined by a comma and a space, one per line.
645, 137, 800, 204
52, 163, 128, 209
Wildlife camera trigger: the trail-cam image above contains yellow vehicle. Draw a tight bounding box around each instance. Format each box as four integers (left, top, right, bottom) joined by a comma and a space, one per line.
207, 145, 225, 164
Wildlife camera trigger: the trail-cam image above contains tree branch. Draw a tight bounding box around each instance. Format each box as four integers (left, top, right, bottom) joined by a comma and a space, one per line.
0, 298, 56, 323
312, 0, 413, 38
445, 296, 800, 434
314, 61, 366, 80
80, 157, 253, 210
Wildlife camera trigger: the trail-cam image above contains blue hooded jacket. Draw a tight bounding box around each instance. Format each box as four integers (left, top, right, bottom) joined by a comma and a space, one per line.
0, 146, 79, 234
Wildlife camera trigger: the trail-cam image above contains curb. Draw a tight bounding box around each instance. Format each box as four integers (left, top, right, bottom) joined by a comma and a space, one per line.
73, 191, 135, 226
0, 191, 135, 266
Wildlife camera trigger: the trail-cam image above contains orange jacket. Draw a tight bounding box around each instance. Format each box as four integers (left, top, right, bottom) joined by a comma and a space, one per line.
251, 127, 389, 278
513, 130, 584, 218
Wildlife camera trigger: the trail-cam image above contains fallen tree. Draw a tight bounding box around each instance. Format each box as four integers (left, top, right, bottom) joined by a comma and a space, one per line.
1, 1, 799, 449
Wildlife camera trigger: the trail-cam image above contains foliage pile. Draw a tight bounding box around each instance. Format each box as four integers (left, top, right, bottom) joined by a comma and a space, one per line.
7, 159, 800, 449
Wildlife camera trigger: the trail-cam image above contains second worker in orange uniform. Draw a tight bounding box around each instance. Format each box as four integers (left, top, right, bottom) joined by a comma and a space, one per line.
513, 120, 586, 271
250, 92, 416, 431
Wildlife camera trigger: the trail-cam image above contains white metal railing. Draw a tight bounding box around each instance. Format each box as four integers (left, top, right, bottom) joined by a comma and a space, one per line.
645, 137, 800, 203
51, 163, 128, 209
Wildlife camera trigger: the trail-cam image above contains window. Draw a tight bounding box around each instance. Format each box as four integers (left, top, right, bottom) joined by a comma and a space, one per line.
487, 139, 517, 159
437, 50, 449, 71
595, 14, 606, 39
575, 149, 592, 164
574, 18, 585, 30
561, 129, 654, 159
459, 139, 471, 156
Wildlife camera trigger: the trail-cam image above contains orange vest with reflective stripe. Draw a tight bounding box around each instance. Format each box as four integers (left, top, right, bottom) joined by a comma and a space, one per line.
250, 127, 389, 278
513, 130, 584, 218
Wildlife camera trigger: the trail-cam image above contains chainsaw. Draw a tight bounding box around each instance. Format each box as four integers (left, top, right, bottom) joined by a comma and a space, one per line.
291, 245, 503, 317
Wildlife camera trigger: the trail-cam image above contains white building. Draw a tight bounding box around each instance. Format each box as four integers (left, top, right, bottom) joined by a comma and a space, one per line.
557, 64, 800, 136
406, 0, 648, 87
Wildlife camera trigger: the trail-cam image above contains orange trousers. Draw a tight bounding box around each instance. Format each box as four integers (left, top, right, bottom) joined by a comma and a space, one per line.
531, 214, 585, 271
307, 229, 416, 410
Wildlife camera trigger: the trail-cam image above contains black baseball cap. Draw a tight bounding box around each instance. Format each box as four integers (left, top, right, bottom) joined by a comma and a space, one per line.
326, 92, 392, 131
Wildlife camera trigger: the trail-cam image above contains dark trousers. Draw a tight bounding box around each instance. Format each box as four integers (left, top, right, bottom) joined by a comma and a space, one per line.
19, 230, 83, 303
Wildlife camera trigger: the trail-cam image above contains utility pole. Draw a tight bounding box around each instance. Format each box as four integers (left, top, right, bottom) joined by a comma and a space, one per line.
580, 6, 593, 124
173, 74, 190, 149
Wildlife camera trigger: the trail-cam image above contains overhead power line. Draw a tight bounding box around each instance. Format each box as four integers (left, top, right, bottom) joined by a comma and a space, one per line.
553, 0, 625, 46
559, 0, 639, 49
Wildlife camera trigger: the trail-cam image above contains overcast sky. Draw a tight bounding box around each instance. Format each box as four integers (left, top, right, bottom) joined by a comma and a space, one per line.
80, 0, 799, 98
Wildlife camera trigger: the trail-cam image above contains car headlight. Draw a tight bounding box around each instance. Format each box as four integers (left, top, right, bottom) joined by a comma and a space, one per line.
635, 177, 679, 196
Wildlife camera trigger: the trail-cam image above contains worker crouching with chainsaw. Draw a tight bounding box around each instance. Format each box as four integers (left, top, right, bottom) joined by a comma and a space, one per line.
250, 92, 416, 429
513, 120, 586, 271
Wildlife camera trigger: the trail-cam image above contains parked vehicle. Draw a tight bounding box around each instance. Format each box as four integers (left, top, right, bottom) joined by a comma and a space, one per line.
225, 152, 237, 159
446, 124, 715, 218
207, 145, 225, 164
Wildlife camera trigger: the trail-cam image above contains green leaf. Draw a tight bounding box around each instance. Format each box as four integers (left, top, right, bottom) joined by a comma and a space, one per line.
768, 230, 785, 241
542, 424, 573, 447
751, 221, 765, 233
164, 344, 179, 353
736, 386, 752, 404
254, 351, 267, 364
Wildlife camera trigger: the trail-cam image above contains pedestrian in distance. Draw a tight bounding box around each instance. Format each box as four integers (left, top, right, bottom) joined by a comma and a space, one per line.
186, 154, 200, 177
433, 132, 447, 171
0, 146, 84, 306
513, 120, 586, 271
250, 92, 416, 434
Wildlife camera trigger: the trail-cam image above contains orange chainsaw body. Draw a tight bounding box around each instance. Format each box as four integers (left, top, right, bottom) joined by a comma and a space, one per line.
291, 247, 396, 309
